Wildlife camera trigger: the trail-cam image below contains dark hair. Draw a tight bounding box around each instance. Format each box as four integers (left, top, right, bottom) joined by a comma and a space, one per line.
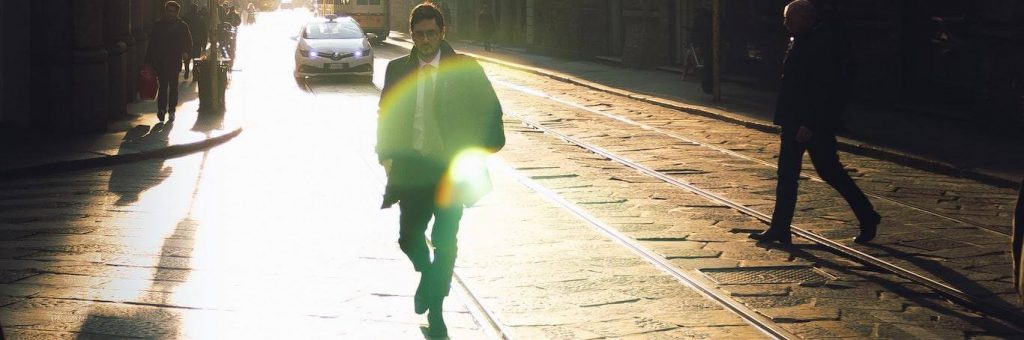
165, 1, 181, 11
410, 3, 444, 31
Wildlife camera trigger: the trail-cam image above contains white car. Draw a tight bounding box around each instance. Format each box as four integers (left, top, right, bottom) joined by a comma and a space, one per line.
294, 15, 376, 80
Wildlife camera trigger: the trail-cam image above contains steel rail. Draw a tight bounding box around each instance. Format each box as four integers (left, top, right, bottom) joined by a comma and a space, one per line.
497, 161, 798, 340
493, 80, 1010, 237
504, 109, 1024, 328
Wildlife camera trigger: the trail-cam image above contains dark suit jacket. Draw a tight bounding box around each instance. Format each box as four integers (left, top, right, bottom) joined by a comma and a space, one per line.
146, 17, 193, 75
377, 41, 505, 204
773, 21, 850, 134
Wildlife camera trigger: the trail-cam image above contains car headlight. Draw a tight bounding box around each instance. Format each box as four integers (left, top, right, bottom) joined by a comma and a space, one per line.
299, 49, 316, 58
354, 48, 370, 58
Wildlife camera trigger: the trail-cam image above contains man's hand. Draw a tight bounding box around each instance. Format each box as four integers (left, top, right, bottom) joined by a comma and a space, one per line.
796, 125, 813, 143
380, 159, 393, 174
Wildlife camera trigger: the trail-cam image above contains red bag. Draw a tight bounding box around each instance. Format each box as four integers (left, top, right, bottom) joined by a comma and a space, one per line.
138, 66, 157, 101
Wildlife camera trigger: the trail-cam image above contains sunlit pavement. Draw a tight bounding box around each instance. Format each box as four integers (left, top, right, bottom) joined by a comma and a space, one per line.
0, 9, 482, 339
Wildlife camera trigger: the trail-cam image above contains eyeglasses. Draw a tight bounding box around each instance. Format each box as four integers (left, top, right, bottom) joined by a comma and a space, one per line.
412, 30, 439, 40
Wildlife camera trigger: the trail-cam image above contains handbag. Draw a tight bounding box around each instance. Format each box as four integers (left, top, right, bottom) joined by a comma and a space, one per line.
138, 66, 158, 101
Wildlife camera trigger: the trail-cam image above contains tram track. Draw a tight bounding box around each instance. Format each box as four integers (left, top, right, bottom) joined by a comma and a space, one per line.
362, 42, 1022, 334
490, 79, 1010, 237
500, 108, 1024, 329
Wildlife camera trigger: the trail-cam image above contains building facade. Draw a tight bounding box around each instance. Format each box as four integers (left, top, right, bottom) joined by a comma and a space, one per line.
0, 0, 174, 133
437, 0, 1024, 127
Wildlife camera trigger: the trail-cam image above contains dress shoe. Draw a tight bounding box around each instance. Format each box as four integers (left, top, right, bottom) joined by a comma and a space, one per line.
426, 302, 447, 338
749, 230, 792, 246
168, 111, 176, 122
157, 111, 166, 122
855, 212, 881, 244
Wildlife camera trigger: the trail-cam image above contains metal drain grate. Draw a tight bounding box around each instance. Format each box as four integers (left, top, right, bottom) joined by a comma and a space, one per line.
700, 266, 834, 285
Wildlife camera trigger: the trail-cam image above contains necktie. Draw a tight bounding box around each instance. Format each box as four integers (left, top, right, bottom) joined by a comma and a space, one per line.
421, 65, 444, 156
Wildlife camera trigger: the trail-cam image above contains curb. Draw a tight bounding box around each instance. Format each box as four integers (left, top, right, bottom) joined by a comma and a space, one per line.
391, 37, 1018, 189
0, 128, 243, 182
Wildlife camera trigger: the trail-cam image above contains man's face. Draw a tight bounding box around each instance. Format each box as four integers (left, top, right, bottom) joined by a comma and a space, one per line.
412, 18, 444, 61
164, 6, 180, 20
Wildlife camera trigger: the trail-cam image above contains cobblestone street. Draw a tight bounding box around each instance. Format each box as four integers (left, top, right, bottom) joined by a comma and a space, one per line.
0, 8, 1022, 340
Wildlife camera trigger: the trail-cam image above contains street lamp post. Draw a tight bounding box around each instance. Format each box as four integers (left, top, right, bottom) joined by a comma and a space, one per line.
208, 0, 220, 110
712, 0, 721, 101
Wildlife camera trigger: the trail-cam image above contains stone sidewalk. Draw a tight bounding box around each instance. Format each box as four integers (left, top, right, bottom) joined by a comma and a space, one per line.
0, 76, 243, 182
389, 33, 1023, 189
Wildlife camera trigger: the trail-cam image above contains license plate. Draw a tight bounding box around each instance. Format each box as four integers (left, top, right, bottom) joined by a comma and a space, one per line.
327, 63, 349, 70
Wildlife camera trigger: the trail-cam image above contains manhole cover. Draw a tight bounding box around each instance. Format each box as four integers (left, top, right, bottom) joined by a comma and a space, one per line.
898, 238, 971, 251
700, 266, 833, 285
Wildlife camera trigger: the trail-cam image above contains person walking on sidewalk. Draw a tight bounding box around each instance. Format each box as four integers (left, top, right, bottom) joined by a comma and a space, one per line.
145, 1, 194, 122
226, 6, 242, 28
690, 3, 714, 95
750, 0, 880, 246
181, 2, 203, 80
477, 4, 496, 51
376, 3, 505, 337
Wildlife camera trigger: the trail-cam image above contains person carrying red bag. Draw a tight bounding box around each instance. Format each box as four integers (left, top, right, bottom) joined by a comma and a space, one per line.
145, 1, 193, 122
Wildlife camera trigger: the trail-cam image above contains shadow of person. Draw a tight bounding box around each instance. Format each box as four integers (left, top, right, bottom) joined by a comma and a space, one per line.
108, 122, 175, 206
75, 150, 209, 339
780, 244, 1019, 333
865, 242, 1019, 310
72, 209, 198, 339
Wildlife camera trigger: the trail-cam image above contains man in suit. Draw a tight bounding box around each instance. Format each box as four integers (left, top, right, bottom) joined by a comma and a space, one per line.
376, 3, 505, 337
750, 0, 880, 246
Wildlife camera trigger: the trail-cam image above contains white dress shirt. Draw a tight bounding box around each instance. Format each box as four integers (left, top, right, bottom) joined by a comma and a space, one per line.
413, 51, 441, 152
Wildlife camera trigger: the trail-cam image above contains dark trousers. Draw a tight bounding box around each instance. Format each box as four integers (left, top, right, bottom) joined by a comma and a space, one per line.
769, 127, 875, 234
156, 70, 181, 114
398, 184, 464, 299
481, 32, 494, 51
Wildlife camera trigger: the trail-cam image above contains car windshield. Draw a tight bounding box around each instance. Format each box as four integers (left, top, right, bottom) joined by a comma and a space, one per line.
304, 21, 363, 40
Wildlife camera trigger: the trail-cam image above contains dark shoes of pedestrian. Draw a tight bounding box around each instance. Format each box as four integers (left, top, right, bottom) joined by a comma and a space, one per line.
168, 111, 176, 122
157, 111, 166, 122
855, 212, 882, 244
414, 271, 430, 315
749, 230, 792, 246
426, 301, 447, 338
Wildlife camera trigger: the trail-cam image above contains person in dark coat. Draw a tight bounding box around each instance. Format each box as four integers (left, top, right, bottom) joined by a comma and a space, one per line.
181, 2, 203, 80
226, 6, 242, 27
477, 4, 496, 51
690, 3, 713, 94
750, 0, 880, 246
1013, 178, 1024, 303
145, 1, 193, 122
376, 3, 505, 337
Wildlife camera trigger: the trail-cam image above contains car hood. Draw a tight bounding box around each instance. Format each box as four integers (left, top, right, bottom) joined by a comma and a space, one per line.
299, 38, 368, 53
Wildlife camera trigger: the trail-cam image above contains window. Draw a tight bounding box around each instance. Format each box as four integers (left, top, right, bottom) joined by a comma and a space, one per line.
304, 21, 364, 39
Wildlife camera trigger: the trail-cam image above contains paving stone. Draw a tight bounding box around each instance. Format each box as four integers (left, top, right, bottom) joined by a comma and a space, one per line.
575, 317, 679, 338
784, 320, 866, 338
759, 304, 841, 323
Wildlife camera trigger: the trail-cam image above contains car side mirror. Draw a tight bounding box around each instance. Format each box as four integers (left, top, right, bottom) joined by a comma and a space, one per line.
366, 33, 378, 40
